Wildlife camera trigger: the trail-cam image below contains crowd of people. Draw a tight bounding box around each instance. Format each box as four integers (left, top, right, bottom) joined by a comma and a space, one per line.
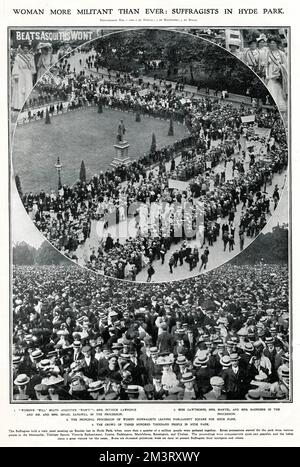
20, 73, 287, 279
12, 261, 289, 401
13, 43, 287, 280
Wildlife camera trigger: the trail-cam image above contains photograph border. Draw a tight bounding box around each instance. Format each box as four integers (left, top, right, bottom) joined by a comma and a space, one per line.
8, 25, 292, 404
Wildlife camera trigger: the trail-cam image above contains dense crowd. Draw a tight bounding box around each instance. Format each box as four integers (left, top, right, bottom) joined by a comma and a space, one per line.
12, 262, 289, 401
18, 57, 288, 279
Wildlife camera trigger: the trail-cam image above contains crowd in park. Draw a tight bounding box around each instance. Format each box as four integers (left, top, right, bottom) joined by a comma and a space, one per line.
19, 69, 287, 279
12, 261, 289, 401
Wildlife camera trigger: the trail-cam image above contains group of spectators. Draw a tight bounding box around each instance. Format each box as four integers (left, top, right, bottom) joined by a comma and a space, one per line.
12, 261, 289, 401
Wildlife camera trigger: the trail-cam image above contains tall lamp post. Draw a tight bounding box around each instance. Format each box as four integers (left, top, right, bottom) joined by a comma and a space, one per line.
55, 157, 63, 190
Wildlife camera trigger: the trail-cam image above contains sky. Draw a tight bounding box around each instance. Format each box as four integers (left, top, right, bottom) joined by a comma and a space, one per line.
11, 181, 44, 248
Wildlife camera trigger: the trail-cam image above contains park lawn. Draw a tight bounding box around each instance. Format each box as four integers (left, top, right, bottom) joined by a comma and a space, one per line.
12, 106, 189, 193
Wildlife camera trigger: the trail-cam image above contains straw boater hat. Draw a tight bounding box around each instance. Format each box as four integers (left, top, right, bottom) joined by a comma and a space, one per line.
125, 385, 140, 394
245, 390, 262, 400
176, 355, 188, 366
197, 351, 209, 364
38, 359, 52, 369
72, 340, 81, 348
265, 337, 275, 345
229, 353, 240, 362
87, 381, 105, 393
156, 355, 173, 366
257, 34, 267, 43
210, 376, 224, 387
42, 375, 64, 386
149, 347, 159, 356
244, 343, 254, 353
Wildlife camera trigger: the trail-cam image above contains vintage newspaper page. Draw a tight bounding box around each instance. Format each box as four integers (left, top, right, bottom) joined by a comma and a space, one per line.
0, 0, 299, 448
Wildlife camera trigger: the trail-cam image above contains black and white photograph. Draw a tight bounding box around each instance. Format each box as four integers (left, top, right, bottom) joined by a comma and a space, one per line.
10, 28, 288, 283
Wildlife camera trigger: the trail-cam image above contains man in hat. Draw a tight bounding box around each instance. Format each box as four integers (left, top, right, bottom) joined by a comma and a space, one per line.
204, 376, 227, 400
34, 383, 50, 401
270, 365, 289, 400
71, 340, 84, 363
125, 384, 146, 400
256, 33, 268, 77
69, 378, 88, 400
222, 353, 247, 400
152, 372, 168, 400
143, 345, 159, 380
36, 42, 53, 80
178, 372, 200, 400
194, 351, 214, 397
81, 345, 98, 380
156, 355, 179, 391
157, 323, 175, 354
87, 381, 106, 400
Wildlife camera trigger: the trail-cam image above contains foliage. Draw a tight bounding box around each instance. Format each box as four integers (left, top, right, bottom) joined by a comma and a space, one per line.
168, 117, 174, 136
79, 160, 86, 183
35, 241, 70, 265
231, 225, 288, 265
13, 242, 36, 265
93, 29, 270, 96
15, 174, 22, 197
45, 108, 51, 124
150, 133, 156, 154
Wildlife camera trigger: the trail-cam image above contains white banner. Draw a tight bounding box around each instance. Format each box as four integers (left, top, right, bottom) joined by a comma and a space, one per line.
168, 178, 189, 191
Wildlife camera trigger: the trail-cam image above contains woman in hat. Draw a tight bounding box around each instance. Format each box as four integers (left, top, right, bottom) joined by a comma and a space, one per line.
269, 365, 289, 399
11, 41, 36, 111
264, 36, 288, 113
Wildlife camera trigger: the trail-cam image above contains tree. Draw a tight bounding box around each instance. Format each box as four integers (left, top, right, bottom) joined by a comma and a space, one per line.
150, 133, 157, 154
13, 242, 36, 265
45, 107, 51, 124
135, 111, 141, 122
79, 160, 86, 182
15, 174, 23, 198
168, 117, 174, 136
98, 101, 103, 113
35, 241, 70, 265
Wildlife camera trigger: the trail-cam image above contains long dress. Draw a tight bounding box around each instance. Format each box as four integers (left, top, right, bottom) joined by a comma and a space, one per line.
265, 49, 288, 113
242, 48, 261, 73
11, 52, 36, 110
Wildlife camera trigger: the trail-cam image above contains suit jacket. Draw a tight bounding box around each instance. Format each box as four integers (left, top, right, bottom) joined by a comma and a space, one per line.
204, 389, 227, 400
195, 367, 215, 396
